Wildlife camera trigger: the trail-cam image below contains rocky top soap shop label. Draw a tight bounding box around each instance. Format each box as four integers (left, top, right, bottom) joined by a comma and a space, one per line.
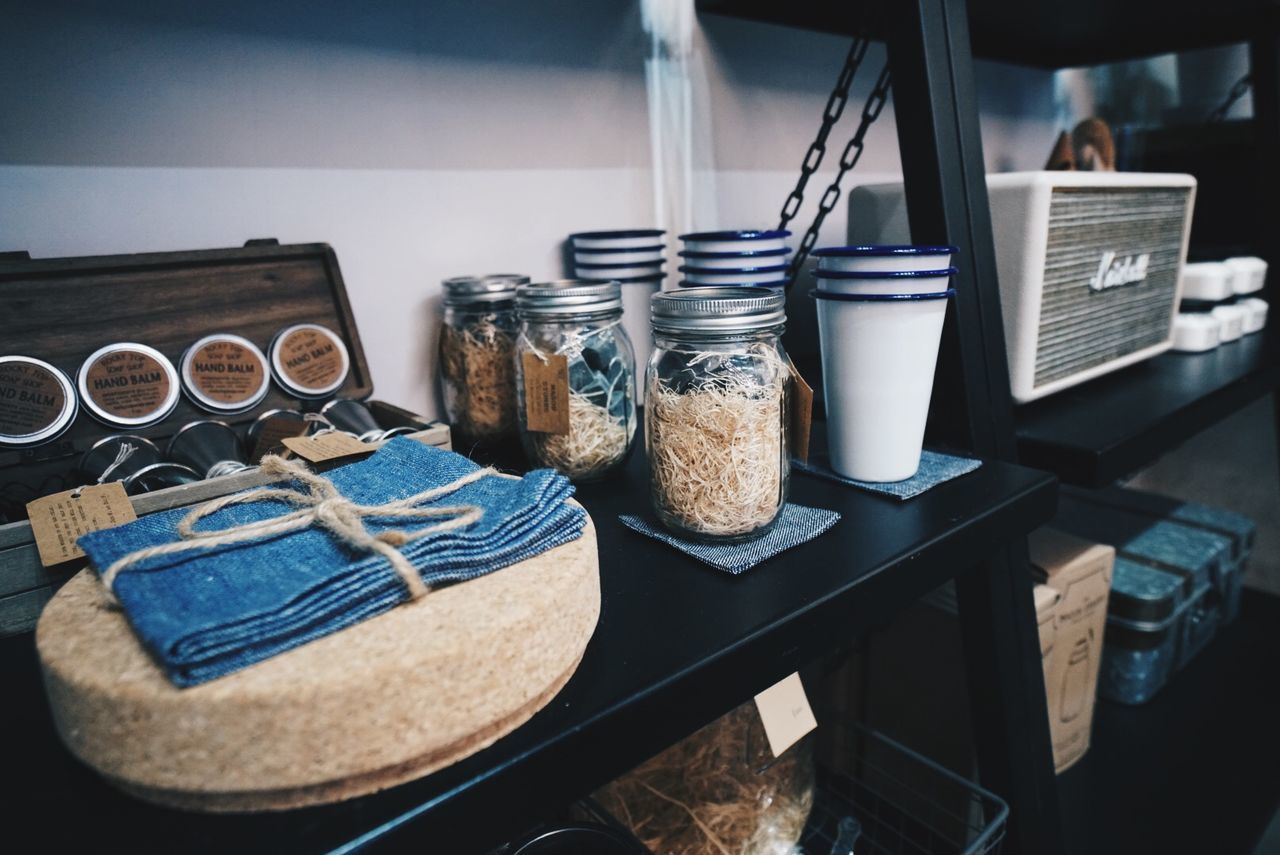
277, 328, 346, 392
0, 359, 67, 436
85, 349, 172, 419
188, 339, 266, 404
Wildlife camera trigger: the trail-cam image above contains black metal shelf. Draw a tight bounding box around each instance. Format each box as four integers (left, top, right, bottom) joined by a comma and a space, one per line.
698, 0, 1277, 69
1014, 331, 1280, 487
1057, 589, 1280, 855
0, 442, 1056, 854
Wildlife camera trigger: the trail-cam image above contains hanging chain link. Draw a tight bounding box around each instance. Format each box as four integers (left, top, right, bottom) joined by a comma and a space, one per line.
1208, 72, 1252, 123
786, 63, 893, 289
776, 38, 871, 232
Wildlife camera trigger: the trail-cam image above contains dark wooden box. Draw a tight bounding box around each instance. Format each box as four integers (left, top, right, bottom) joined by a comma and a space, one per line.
0, 239, 449, 635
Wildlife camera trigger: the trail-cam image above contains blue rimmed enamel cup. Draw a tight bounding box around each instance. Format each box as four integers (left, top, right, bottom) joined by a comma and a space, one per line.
679, 229, 790, 254
813, 245, 956, 273
813, 266, 956, 295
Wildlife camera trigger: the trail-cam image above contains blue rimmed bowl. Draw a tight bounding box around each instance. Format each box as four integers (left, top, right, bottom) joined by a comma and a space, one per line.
679, 229, 791, 254
680, 264, 790, 285
575, 271, 667, 284
573, 246, 665, 265
574, 261, 665, 280
570, 229, 666, 250
813, 266, 956, 295
814, 244, 956, 273
677, 247, 790, 269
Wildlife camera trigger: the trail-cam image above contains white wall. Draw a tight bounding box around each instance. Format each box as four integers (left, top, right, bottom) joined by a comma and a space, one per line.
0, 0, 1057, 417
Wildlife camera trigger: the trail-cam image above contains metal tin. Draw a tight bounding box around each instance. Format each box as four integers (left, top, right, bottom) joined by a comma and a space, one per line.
166, 420, 250, 479
123, 462, 202, 495
268, 323, 350, 399
318, 398, 415, 443
76, 342, 181, 429
650, 286, 787, 334
245, 408, 311, 450
441, 274, 528, 307
0, 355, 78, 447
78, 435, 161, 485
1099, 557, 1188, 705
179, 333, 271, 414
516, 280, 623, 317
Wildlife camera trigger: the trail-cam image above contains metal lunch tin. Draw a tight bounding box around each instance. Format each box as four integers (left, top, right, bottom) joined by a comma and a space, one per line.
179, 333, 271, 414
166, 420, 251, 479
1099, 557, 1188, 705
268, 323, 351, 399
318, 398, 416, 443
78, 435, 161, 485
0, 355, 78, 447
76, 343, 181, 429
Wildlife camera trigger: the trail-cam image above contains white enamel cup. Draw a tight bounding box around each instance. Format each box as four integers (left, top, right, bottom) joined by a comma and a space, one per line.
574, 247, 665, 265
813, 245, 955, 272
814, 267, 955, 295
570, 229, 665, 250
679, 229, 790, 254
677, 249, 790, 270
680, 265, 790, 285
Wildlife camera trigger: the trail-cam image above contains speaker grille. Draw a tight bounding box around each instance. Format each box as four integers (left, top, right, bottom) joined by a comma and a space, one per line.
1034, 187, 1190, 388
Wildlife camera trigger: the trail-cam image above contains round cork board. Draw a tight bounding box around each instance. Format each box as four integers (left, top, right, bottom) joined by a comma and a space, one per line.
36, 514, 599, 813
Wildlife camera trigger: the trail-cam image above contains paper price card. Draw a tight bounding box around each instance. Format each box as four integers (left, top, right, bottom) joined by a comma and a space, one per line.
282, 432, 372, 463
28, 483, 137, 567
521, 352, 570, 435
753, 672, 818, 758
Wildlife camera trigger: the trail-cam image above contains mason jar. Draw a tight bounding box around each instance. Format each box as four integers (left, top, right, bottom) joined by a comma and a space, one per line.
646, 286, 790, 542
438, 274, 528, 448
514, 280, 637, 481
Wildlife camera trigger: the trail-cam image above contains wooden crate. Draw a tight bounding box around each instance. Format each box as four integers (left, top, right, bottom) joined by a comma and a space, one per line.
0, 240, 450, 635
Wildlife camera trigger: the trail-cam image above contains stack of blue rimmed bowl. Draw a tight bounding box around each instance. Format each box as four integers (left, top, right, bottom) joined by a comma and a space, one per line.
677, 230, 792, 288
570, 230, 667, 285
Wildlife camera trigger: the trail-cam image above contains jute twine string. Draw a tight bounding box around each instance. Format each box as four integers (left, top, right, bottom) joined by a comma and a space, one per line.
100, 455, 497, 601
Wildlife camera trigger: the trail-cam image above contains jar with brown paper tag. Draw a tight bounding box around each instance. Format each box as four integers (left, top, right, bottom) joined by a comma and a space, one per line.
76, 343, 180, 429
514, 280, 636, 481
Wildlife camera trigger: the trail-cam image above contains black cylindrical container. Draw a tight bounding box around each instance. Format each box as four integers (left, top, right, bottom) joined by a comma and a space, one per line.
123, 462, 202, 495
166, 420, 251, 479
319, 399, 416, 443
78, 435, 162, 485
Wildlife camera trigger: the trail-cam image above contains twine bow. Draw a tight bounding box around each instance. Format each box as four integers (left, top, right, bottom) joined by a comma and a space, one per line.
100, 455, 497, 600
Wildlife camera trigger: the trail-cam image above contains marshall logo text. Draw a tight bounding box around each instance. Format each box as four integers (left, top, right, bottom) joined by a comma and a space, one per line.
1089, 251, 1150, 292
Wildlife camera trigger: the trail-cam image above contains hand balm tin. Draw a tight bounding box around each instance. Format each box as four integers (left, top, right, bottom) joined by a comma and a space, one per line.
180, 334, 271, 414
0, 355, 78, 447
269, 324, 350, 399
77, 343, 180, 429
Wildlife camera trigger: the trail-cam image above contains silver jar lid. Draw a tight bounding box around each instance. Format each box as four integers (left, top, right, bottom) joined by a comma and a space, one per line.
77, 342, 181, 428
180, 333, 271, 414
442, 274, 529, 305
516, 280, 623, 317
0, 355, 79, 447
650, 286, 786, 332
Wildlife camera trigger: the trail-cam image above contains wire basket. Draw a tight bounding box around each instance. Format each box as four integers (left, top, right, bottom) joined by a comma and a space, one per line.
798, 722, 1007, 855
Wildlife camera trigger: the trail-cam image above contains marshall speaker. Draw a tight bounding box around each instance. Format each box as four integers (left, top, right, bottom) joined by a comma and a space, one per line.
848, 171, 1197, 403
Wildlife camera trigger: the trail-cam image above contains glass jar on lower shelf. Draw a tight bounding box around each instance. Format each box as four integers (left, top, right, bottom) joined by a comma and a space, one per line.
514, 280, 637, 481
438, 274, 528, 449
646, 287, 790, 542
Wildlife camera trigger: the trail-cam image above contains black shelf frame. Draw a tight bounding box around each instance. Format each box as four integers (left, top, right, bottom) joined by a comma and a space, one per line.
0, 447, 1058, 854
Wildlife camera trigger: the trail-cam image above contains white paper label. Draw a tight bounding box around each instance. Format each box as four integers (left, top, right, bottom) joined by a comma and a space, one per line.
753, 672, 818, 758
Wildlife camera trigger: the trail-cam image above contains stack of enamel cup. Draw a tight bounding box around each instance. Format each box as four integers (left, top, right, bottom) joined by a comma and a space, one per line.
570, 229, 666, 400
678, 230, 792, 288
810, 245, 958, 482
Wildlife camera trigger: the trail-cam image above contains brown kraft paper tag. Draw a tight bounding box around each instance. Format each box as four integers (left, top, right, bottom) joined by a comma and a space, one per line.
522, 352, 570, 435
28, 483, 138, 568
786, 356, 814, 463
251, 416, 312, 461
282, 432, 372, 463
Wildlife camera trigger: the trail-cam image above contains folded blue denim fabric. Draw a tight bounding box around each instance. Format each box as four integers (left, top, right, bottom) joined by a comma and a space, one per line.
793, 450, 981, 500
78, 438, 586, 687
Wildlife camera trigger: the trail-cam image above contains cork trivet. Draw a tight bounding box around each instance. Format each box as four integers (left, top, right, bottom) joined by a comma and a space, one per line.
36, 513, 599, 813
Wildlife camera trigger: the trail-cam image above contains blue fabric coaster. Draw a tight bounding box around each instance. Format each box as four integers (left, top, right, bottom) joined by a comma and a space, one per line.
79, 438, 585, 687
793, 450, 982, 500
618, 503, 841, 575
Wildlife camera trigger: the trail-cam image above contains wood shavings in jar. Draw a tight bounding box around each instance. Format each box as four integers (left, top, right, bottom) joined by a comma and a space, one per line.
593, 702, 814, 855
527, 390, 630, 480
648, 358, 786, 538
439, 321, 517, 442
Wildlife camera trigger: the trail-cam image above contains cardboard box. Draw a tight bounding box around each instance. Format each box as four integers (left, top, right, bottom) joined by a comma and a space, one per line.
1028, 528, 1113, 773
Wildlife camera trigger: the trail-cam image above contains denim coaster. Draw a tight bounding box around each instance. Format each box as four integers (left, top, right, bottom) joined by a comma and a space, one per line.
79, 438, 585, 687
619, 503, 841, 575
793, 450, 982, 500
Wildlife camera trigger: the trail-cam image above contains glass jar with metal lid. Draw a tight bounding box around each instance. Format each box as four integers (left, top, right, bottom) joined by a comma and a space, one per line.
646, 286, 790, 542
438, 274, 527, 448
514, 280, 636, 481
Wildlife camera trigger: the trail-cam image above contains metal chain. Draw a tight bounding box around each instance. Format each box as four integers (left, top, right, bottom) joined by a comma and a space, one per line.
776, 38, 871, 232
786, 63, 893, 289
1208, 72, 1252, 123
